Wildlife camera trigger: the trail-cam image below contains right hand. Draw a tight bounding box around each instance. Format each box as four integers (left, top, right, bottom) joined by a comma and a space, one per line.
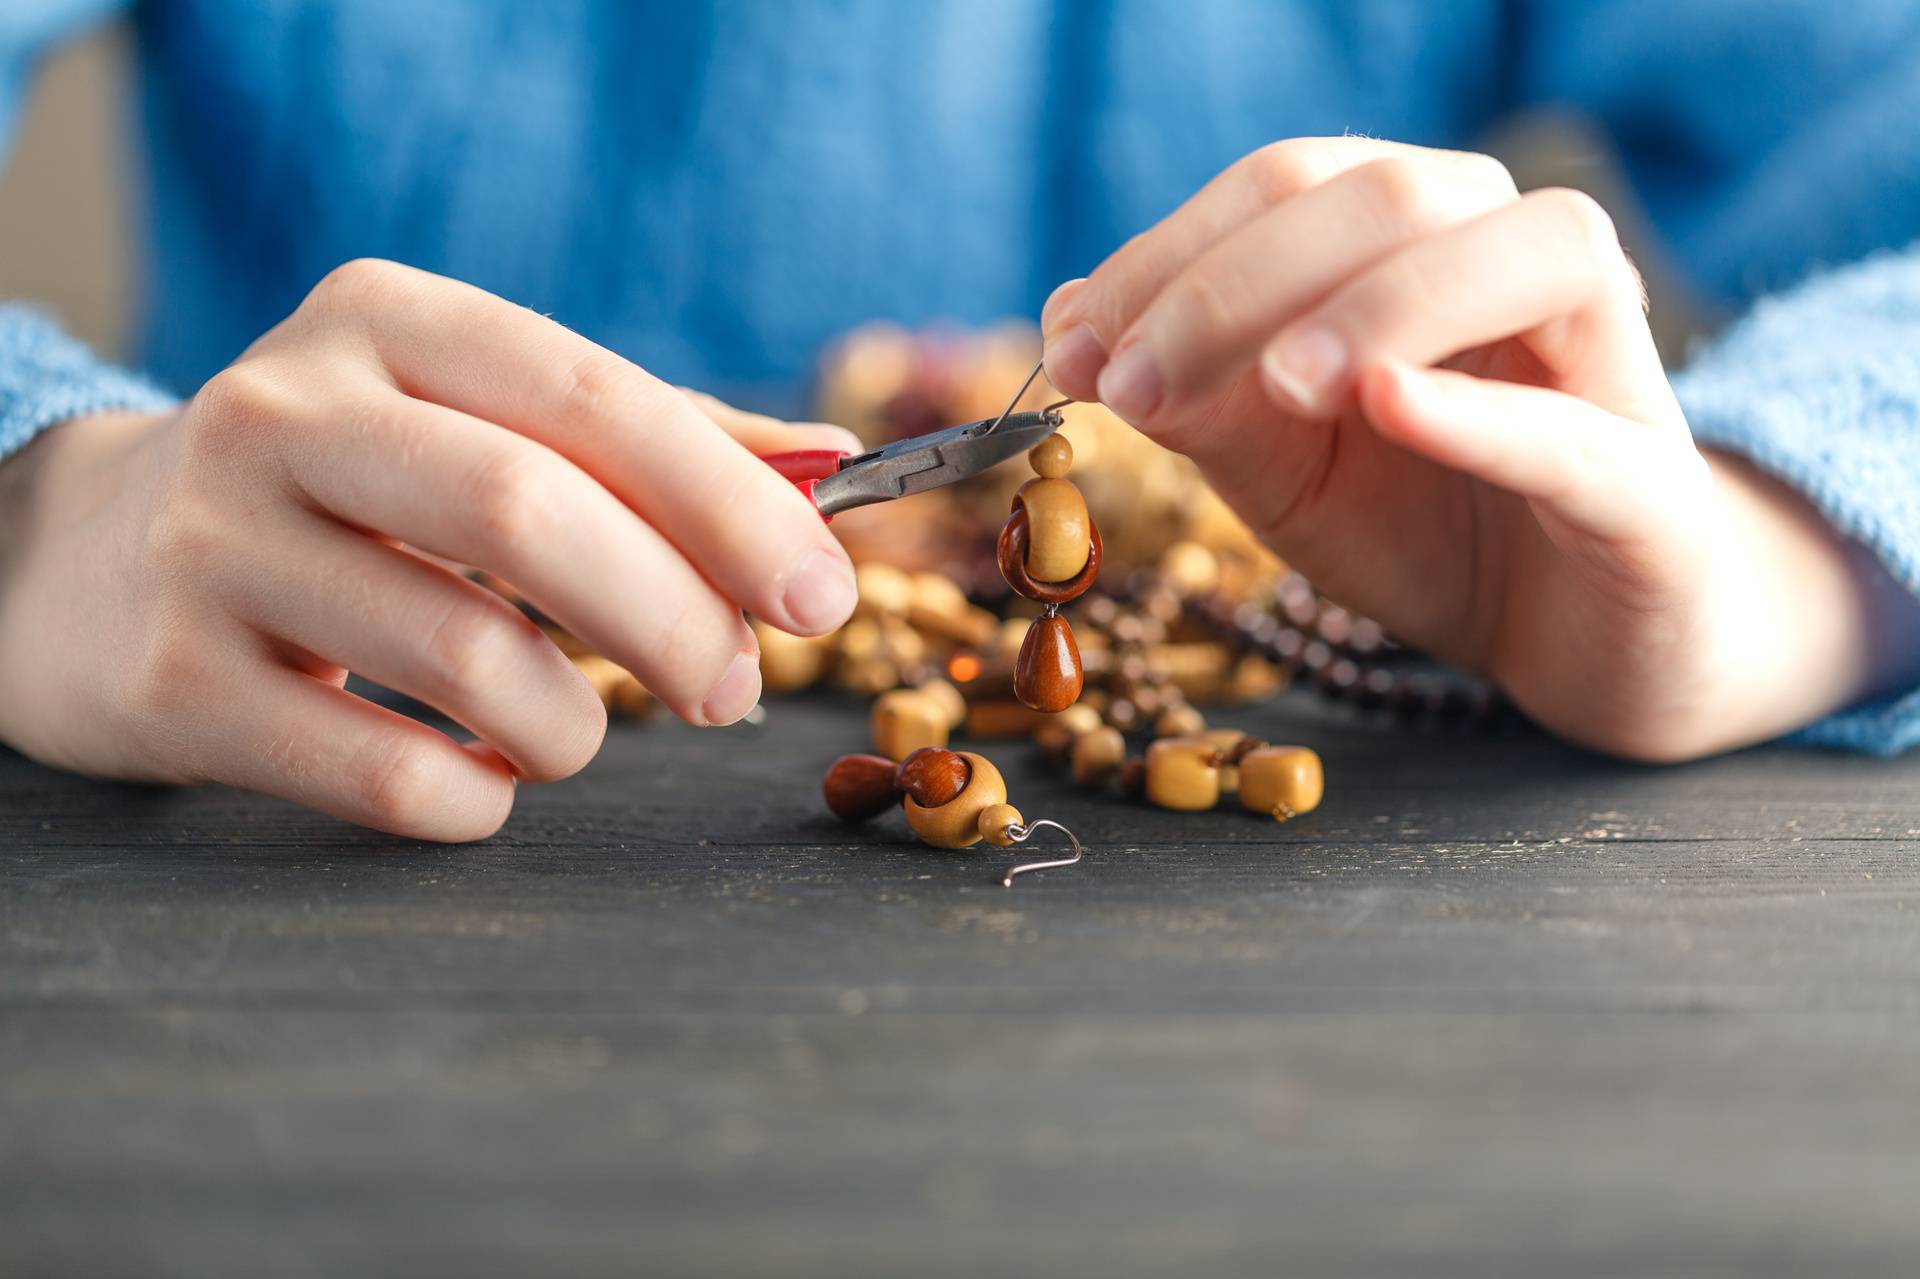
0, 260, 860, 840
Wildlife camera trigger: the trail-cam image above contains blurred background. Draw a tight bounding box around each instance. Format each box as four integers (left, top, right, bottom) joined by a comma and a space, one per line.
0, 24, 1707, 374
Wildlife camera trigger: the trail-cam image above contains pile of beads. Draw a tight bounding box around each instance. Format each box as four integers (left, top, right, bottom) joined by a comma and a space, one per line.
998, 434, 1102, 713
823, 746, 1087, 885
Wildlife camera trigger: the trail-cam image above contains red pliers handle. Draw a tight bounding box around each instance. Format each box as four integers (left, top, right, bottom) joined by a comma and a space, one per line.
760, 449, 850, 522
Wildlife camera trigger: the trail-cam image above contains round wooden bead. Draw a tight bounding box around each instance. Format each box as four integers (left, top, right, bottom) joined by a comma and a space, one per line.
823, 754, 903, 823
977, 802, 1025, 847
1145, 737, 1222, 811
1028, 434, 1073, 479
1154, 704, 1207, 739
1017, 478, 1092, 582
898, 746, 971, 809
1237, 746, 1324, 821
915, 678, 967, 731
997, 503, 1103, 605
1013, 614, 1084, 713
871, 688, 949, 762
1071, 725, 1127, 785
903, 752, 1007, 849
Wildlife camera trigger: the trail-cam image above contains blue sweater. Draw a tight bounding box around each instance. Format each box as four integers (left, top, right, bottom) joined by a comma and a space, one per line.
4, 1, 1920, 751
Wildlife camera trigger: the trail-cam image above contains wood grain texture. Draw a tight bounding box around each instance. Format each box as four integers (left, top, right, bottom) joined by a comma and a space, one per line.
4, 689, 1919, 1277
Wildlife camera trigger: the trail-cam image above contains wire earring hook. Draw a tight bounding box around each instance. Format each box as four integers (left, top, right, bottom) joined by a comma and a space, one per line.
1000, 819, 1085, 886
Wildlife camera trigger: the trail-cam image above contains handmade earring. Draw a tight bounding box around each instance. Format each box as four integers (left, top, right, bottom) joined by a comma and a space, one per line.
998, 432, 1102, 713
823, 746, 1087, 885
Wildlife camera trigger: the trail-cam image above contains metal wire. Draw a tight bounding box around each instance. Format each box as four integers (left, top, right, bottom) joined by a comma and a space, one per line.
980, 357, 1047, 436
1000, 818, 1085, 886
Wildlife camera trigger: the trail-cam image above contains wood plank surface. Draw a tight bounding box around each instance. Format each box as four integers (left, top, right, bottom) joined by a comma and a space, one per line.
4, 690, 1918, 1277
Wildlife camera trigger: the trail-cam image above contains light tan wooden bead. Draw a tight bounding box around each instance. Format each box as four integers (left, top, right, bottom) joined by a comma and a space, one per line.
1144, 736, 1222, 811
854, 562, 914, 618
1028, 434, 1073, 479
904, 752, 1007, 849
753, 620, 832, 693
1238, 746, 1324, 821
916, 678, 967, 730
1049, 702, 1103, 738
1071, 724, 1127, 784
977, 802, 1025, 847
1017, 478, 1091, 582
1157, 540, 1221, 597
1155, 704, 1207, 739
611, 674, 657, 718
871, 689, 950, 762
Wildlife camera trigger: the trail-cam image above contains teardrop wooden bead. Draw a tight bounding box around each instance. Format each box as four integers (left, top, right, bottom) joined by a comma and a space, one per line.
822, 753, 903, 823
1013, 614, 1084, 713
897, 746, 972, 809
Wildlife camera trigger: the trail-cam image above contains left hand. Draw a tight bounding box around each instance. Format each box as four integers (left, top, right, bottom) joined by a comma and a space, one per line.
1042, 137, 1893, 759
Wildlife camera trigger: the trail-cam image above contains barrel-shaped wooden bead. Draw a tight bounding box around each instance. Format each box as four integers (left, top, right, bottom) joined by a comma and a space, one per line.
1237, 746, 1324, 821
977, 802, 1025, 847
903, 752, 1008, 849
1017, 478, 1092, 583
1144, 737, 1222, 811
871, 689, 950, 762
1071, 725, 1127, 785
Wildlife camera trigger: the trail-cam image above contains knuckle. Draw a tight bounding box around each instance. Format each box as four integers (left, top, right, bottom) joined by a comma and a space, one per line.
463, 447, 563, 558
1239, 140, 1321, 208
1361, 157, 1444, 230
1454, 150, 1518, 197
557, 349, 650, 426
1537, 187, 1621, 257
189, 363, 289, 447
422, 598, 518, 703
1165, 266, 1247, 346
353, 731, 443, 831
308, 257, 415, 313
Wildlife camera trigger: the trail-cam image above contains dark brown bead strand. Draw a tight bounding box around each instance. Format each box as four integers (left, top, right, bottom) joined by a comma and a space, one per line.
1012, 612, 1084, 713
897, 746, 972, 809
823, 754, 904, 823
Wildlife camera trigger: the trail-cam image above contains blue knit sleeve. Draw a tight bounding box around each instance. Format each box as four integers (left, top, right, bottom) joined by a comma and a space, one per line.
0, 306, 175, 462
1673, 245, 1920, 755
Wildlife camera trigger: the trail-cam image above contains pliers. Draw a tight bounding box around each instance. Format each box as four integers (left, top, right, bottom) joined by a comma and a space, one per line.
762, 407, 1065, 520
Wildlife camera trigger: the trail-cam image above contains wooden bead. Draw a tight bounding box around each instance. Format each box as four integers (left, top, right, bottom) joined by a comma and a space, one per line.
871, 688, 949, 762
1237, 746, 1324, 821
1028, 434, 1073, 479
977, 803, 1025, 847
1071, 725, 1127, 785
1013, 614, 1084, 713
823, 754, 902, 823
1017, 478, 1092, 582
915, 678, 967, 731
1154, 704, 1207, 739
752, 620, 832, 693
571, 653, 629, 707
854, 562, 914, 617
997, 503, 1103, 605
904, 752, 1007, 849
1157, 540, 1221, 596
1203, 729, 1251, 793
1119, 756, 1148, 798
898, 746, 971, 809
1145, 737, 1222, 811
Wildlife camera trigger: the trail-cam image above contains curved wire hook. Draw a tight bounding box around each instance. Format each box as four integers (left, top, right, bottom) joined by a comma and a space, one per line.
1000, 819, 1085, 887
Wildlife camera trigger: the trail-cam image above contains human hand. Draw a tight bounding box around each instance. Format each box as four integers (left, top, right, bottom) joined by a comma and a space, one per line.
0, 260, 859, 838
1043, 137, 1903, 759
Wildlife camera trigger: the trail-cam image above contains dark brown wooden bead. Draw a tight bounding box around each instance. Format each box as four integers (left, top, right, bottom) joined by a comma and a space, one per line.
996, 502, 1102, 605
1013, 614, 1084, 713
897, 746, 972, 809
822, 754, 903, 823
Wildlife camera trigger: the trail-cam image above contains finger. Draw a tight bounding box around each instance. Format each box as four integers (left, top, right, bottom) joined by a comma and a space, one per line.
1092, 156, 1517, 428
291, 259, 856, 638
1042, 138, 1514, 397
208, 664, 519, 842
224, 514, 607, 781
1357, 358, 1699, 543
1261, 188, 1661, 420
277, 387, 761, 726
680, 387, 864, 456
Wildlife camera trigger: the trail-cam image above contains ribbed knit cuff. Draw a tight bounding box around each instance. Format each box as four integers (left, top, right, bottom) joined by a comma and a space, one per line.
0, 305, 175, 463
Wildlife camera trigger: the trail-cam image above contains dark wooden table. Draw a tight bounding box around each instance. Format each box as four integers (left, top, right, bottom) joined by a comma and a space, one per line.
5, 690, 1918, 1277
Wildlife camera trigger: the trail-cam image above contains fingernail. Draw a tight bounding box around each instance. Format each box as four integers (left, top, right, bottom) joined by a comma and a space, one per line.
1041, 277, 1087, 334
1096, 341, 1164, 424
780, 546, 857, 634
1262, 328, 1348, 414
1043, 322, 1108, 397
700, 649, 762, 727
